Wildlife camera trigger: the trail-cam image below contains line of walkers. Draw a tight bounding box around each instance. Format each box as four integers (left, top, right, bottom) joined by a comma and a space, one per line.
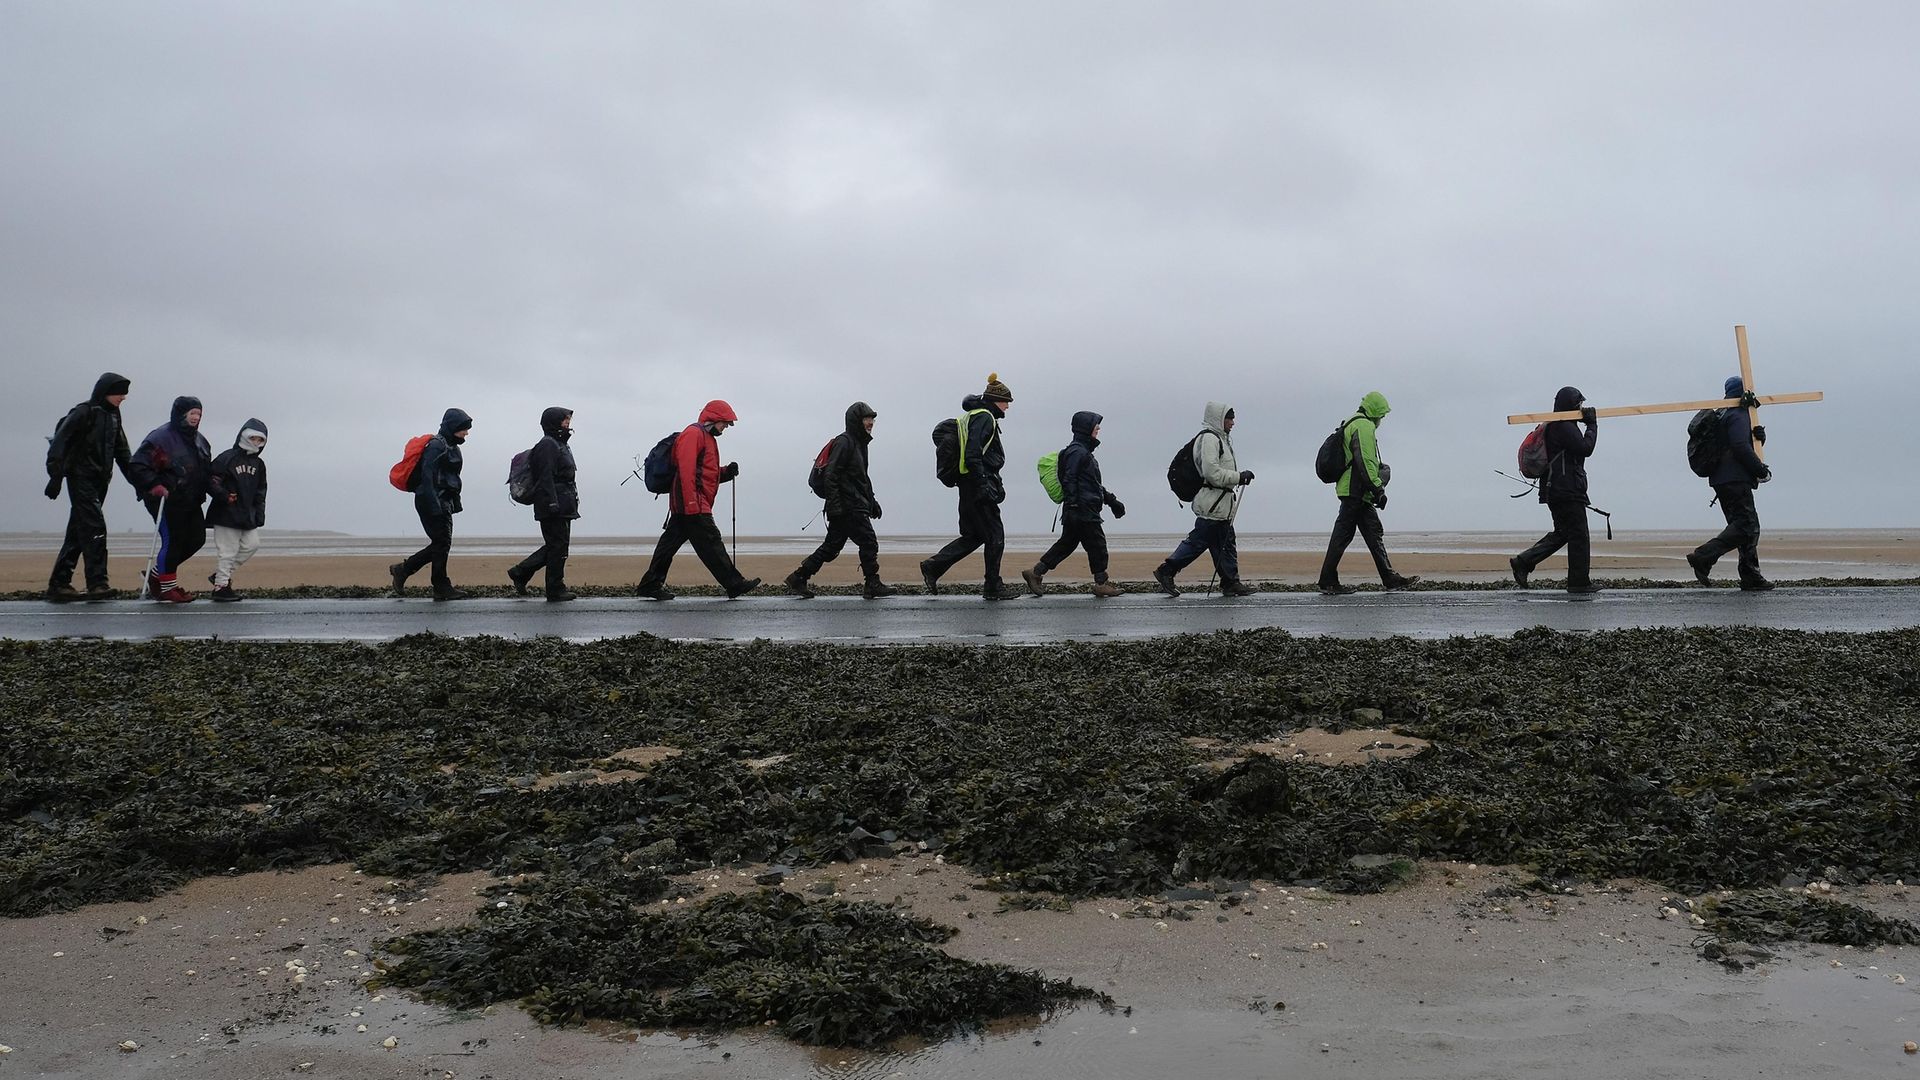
44, 371, 1779, 603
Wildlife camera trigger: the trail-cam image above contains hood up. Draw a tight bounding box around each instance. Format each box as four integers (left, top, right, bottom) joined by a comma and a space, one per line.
1553, 386, 1586, 412
439, 408, 474, 442
1359, 391, 1391, 421
234, 418, 269, 455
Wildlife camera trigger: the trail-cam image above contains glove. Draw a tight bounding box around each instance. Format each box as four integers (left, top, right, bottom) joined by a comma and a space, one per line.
1107, 497, 1127, 519
720, 462, 740, 482
869, 500, 883, 520
147, 485, 169, 500
1751, 425, 1766, 445
1740, 391, 1760, 409
1373, 492, 1389, 510
45, 477, 62, 500
1238, 470, 1255, 485
1758, 467, 1773, 484
1580, 406, 1597, 425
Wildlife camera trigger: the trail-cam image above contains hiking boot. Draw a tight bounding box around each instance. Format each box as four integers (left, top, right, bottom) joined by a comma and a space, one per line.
1509, 557, 1530, 589
784, 571, 817, 599
1021, 564, 1046, 596
45, 584, 82, 604
508, 566, 533, 596
726, 577, 763, 600
982, 580, 1023, 601
155, 584, 195, 604
1318, 581, 1357, 596
432, 586, 472, 601
1686, 552, 1713, 586
862, 577, 897, 599
389, 562, 409, 598
1090, 581, 1122, 599
634, 582, 676, 601
546, 590, 579, 603
1739, 577, 1775, 592
1152, 564, 1181, 597
919, 559, 941, 596
1382, 574, 1421, 591
84, 584, 115, 602
210, 585, 244, 603
1565, 583, 1603, 595
1222, 580, 1259, 597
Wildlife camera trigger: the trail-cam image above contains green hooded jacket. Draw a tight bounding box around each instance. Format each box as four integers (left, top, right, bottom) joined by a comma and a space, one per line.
1334, 391, 1391, 499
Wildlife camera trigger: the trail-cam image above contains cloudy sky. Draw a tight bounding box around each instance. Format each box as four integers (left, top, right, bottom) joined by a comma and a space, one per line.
4, 1, 1914, 542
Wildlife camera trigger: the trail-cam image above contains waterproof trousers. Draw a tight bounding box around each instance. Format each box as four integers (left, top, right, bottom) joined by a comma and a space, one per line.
1515, 500, 1590, 588
51, 479, 110, 589
401, 508, 455, 588
146, 497, 207, 576
1318, 497, 1398, 586
211, 526, 261, 587
1038, 519, 1111, 583
638, 512, 747, 591
1163, 517, 1240, 583
1692, 484, 1762, 585
796, 512, 879, 579
924, 491, 1006, 585
512, 518, 573, 596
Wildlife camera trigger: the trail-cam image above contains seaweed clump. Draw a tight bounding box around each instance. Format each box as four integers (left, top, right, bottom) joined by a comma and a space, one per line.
1700, 888, 1920, 949
378, 878, 1102, 1047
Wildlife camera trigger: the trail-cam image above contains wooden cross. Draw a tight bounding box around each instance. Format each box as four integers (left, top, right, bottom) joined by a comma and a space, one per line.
1506, 325, 1822, 461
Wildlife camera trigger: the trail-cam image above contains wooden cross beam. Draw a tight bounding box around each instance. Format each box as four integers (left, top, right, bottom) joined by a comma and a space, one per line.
1506, 326, 1822, 462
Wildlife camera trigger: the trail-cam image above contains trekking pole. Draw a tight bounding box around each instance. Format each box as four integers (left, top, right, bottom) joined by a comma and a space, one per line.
731, 478, 738, 563
141, 505, 165, 597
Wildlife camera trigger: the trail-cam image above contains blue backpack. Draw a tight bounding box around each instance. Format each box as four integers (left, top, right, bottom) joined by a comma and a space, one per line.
642, 433, 679, 494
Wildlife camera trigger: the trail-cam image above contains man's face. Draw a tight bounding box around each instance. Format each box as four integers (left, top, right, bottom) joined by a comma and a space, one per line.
712, 420, 732, 436
862, 416, 875, 434
1092, 423, 1102, 440
106, 393, 127, 407
561, 415, 573, 431
185, 408, 202, 428
997, 398, 1013, 414
1224, 413, 1236, 433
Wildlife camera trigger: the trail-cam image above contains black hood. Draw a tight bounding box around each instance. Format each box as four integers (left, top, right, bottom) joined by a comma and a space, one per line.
540, 406, 573, 439
845, 401, 876, 443
233, 417, 269, 454
439, 407, 474, 442
1070, 410, 1102, 449
170, 395, 203, 431
91, 372, 130, 405
1553, 386, 1586, 412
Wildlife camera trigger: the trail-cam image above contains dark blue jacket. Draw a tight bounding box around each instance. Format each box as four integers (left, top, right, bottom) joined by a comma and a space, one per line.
1057, 411, 1113, 524
207, 419, 269, 530
1539, 386, 1598, 506
1709, 376, 1769, 488
128, 396, 214, 509
530, 407, 578, 522
416, 408, 471, 517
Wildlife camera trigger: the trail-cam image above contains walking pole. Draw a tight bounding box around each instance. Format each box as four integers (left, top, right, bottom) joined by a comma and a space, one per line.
731, 477, 738, 563
141, 504, 165, 598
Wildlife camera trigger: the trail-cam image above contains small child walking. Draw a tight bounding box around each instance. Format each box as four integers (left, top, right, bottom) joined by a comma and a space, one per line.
206, 419, 268, 602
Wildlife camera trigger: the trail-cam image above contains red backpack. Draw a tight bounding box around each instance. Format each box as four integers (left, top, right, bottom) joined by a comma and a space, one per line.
389, 434, 434, 492
1517, 424, 1551, 479
807, 437, 836, 499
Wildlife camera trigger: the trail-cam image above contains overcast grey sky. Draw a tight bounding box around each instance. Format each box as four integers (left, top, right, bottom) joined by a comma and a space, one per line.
4, 1, 1914, 542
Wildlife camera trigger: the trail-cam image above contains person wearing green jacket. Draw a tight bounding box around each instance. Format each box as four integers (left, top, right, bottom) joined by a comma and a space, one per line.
1317, 391, 1418, 595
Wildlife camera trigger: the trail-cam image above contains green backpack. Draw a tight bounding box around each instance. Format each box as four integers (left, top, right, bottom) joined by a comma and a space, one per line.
1036, 451, 1064, 503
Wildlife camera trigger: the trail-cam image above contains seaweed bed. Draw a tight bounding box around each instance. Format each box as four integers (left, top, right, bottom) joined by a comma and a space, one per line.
5, 627, 1920, 1043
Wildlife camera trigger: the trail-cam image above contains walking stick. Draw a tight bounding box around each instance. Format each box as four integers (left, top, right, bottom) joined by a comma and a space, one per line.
731, 477, 738, 563
141, 503, 165, 598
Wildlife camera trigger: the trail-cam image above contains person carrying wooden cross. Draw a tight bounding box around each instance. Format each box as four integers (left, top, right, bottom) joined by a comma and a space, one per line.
1510, 386, 1602, 594
1686, 375, 1773, 591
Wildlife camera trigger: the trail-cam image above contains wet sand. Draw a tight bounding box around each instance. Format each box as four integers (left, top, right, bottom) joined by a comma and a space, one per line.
4, 860, 1917, 1078
5, 530, 1917, 592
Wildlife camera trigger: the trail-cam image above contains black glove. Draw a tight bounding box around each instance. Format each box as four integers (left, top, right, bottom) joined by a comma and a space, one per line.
1580, 406, 1597, 425
1373, 492, 1388, 510
1751, 425, 1766, 445
1758, 466, 1773, 484
1377, 462, 1391, 487
1107, 496, 1126, 519
868, 500, 883, 520
1238, 470, 1255, 485
1740, 391, 1760, 409
720, 462, 740, 482
45, 477, 62, 500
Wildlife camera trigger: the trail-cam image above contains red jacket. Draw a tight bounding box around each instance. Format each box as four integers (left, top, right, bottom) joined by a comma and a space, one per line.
671, 400, 737, 515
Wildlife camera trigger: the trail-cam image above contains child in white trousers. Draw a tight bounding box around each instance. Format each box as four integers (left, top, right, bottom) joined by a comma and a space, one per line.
206, 419, 268, 602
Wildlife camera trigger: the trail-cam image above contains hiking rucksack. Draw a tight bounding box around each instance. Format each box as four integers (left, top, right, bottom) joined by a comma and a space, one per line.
1036, 451, 1064, 504
390, 434, 433, 492
1314, 418, 1355, 484
507, 448, 536, 505
1686, 409, 1729, 478
641, 432, 679, 495
1167, 433, 1207, 503
807, 437, 836, 499
1517, 424, 1551, 480
932, 409, 994, 488
46, 406, 85, 475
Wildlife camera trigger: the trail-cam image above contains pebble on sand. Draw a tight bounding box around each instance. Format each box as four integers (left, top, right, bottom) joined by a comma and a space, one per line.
117, 1041, 138, 1053
382, 1036, 398, 1049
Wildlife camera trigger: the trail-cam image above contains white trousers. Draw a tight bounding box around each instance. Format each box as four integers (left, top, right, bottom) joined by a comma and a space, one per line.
212, 526, 261, 586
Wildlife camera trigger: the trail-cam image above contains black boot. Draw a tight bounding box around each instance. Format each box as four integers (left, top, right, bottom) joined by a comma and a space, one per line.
726, 577, 763, 599
784, 571, 817, 599
919, 559, 941, 596
508, 565, 533, 596
389, 562, 409, 598
45, 583, 81, 603
863, 576, 897, 599
1152, 564, 1180, 597
982, 579, 1023, 601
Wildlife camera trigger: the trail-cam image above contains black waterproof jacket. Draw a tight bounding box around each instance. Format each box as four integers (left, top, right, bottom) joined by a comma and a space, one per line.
47, 372, 133, 490
1539, 386, 1598, 506
957, 394, 1007, 505
530, 407, 579, 521
1709, 376, 1769, 489
128, 396, 214, 508
207, 419, 269, 530
1057, 411, 1113, 524
821, 402, 879, 518
416, 408, 471, 517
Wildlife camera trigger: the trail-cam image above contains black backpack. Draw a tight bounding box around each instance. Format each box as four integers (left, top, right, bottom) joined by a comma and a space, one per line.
932, 418, 961, 488
807, 437, 836, 499
1166, 433, 1207, 502
1314, 418, 1356, 484
1685, 409, 1728, 478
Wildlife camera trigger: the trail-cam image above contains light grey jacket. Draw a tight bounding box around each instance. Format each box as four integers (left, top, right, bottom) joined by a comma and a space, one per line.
1191, 400, 1241, 522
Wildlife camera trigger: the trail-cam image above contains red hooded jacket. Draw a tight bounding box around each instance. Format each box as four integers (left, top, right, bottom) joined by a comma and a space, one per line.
671, 400, 737, 515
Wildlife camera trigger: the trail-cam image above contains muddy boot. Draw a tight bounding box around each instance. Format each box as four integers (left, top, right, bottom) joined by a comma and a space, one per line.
919, 559, 941, 596
1021, 563, 1046, 596
982, 579, 1023, 601
1382, 574, 1420, 591
1090, 581, 1121, 598
432, 585, 472, 601
45, 583, 81, 604
784, 571, 817, 599
1152, 564, 1181, 597
546, 589, 579, 603
389, 562, 409, 598
84, 583, 115, 602
1318, 581, 1357, 596
862, 576, 897, 599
